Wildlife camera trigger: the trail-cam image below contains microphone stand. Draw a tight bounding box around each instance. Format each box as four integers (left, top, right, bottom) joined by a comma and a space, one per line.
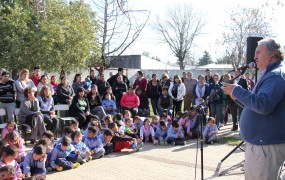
184, 68, 247, 180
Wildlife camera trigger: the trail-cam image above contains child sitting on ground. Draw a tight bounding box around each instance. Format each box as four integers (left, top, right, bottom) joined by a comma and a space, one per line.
173, 111, 182, 123
166, 121, 186, 146
133, 116, 143, 129
5, 131, 25, 163
155, 121, 168, 146
124, 118, 139, 138
0, 145, 24, 179
0, 165, 16, 180
35, 138, 52, 172
108, 122, 143, 152
160, 109, 172, 127
49, 136, 80, 171
21, 145, 47, 178
140, 118, 158, 145
102, 93, 117, 115
178, 113, 191, 138
103, 116, 113, 129
99, 129, 114, 155
151, 115, 160, 132
1, 121, 18, 140
70, 119, 80, 132
42, 131, 55, 150
71, 131, 92, 164
56, 126, 74, 145
122, 110, 132, 124
84, 127, 105, 159
188, 107, 201, 139
203, 117, 219, 144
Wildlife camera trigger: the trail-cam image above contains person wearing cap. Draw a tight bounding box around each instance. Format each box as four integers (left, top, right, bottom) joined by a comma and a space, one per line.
0, 71, 16, 121
30, 66, 41, 86
15, 69, 37, 108
107, 67, 130, 87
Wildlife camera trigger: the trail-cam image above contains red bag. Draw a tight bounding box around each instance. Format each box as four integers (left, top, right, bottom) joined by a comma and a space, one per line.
114, 141, 131, 151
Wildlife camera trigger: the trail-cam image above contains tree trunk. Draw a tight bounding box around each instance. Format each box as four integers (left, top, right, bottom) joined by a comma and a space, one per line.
178, 57, 185, 70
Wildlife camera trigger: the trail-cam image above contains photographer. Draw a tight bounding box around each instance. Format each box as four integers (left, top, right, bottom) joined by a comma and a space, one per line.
208, 73, 224, 128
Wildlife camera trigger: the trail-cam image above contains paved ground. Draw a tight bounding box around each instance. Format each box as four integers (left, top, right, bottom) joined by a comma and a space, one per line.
46, 123, 245, 180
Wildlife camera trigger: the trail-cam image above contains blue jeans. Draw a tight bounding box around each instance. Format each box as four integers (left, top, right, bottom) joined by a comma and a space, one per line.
150, 98, 159, 115
210, 103, 223, 125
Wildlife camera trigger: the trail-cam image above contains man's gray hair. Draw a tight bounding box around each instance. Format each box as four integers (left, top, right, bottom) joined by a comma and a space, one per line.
258, 38, 284, 61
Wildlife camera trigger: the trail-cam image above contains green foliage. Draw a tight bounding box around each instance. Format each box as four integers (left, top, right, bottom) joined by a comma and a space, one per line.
216, 55, 231, 64
218, 136, 243, 146
198, 51, 213, 66
0, 0, 99, 75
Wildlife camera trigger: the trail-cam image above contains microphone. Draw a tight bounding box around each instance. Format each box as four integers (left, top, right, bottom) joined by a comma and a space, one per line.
236, 62, 256, 71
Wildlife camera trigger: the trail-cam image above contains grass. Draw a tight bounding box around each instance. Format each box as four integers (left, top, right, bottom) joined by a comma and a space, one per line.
218, 136, 243, 146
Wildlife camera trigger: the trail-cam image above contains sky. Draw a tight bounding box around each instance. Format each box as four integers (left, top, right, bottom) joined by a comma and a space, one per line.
121, 0, 285, 64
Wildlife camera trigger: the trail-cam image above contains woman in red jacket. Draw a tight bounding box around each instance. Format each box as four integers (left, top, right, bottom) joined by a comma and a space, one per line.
120, 87, 140, 116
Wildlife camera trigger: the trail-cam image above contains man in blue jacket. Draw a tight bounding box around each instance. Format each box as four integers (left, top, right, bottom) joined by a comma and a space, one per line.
222, 38, 285, 180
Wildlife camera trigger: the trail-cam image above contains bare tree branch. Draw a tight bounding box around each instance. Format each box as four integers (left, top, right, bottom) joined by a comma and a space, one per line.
91, 0, 149, 71
152, 3, 205, 70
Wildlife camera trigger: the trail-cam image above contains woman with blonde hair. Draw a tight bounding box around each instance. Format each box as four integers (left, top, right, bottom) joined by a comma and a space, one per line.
15, 69, 37, 107
37, 85, 59, 134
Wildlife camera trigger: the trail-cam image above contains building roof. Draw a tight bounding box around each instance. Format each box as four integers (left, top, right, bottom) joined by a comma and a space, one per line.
195, 63, 233, 70
141, 56, 177, 70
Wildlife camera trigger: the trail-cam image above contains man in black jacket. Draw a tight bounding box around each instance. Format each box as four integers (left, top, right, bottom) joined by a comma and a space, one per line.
107, 68, 130, 87
112, 75, 127, 112
96, 73, 110, 98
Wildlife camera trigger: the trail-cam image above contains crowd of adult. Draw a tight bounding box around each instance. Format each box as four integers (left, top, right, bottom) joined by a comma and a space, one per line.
0, 64, 255, 139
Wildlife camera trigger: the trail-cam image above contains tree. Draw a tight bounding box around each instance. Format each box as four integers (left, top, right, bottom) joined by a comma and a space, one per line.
152, 3, 205, 70
220, 5, 273, 68
0, 0, 98, 76
91, 0, 150, 72
198, 51, 213, 66
216, 55, 231, 64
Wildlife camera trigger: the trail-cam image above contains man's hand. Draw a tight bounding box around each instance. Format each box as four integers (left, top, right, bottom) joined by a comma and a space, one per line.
221, 83, 237, 100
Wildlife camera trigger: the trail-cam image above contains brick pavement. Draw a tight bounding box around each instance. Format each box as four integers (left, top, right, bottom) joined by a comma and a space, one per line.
46, 124, 245, 180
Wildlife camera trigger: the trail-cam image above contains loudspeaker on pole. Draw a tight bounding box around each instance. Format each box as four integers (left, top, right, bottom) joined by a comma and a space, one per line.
246, 37, 263, 64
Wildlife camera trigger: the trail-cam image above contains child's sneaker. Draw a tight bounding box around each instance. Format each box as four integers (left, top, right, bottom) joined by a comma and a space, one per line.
47, 166, 53, 172
131, 141, 138, 150
86, 156, 92, 162
135, 142, 143, 152
73, 162, 80, 169
171, 142, 175, 146
183, 141, 186, 146
210, 141, 214, 144
56, 166, 63, 172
